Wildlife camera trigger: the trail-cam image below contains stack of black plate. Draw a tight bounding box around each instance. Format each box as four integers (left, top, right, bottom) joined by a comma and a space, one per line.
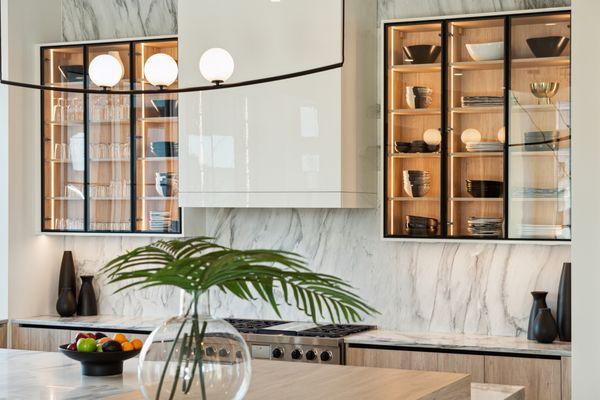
404, 170, 431, 198
466, 180, 503, 198
405, 216, 439, 237
394, 141, 410, 153
394, 140, 439, 154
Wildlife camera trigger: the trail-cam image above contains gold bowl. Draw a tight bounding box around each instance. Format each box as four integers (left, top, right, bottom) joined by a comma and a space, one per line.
530, 82, 560, 105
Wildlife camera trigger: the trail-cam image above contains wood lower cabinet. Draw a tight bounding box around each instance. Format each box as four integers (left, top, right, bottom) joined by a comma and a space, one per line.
485, 355, 561, 400
10, 324, 150, 352
0, 323, 7, 348
346, 346, 570, 400
11, 325, 72, 352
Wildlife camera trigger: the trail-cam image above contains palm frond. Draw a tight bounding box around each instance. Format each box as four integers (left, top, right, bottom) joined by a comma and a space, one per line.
101, 237, 378, 323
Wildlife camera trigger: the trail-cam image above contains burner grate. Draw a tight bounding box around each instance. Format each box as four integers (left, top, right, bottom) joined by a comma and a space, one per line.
296, 324, 377, 338
225, 318, 289, 334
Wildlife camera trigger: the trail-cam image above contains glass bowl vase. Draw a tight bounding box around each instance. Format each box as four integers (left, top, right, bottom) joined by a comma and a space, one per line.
138, 313, 251, 400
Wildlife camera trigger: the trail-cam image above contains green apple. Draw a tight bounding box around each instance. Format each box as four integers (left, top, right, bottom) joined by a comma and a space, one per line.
77, 338, 97, 353
96, 344, 103, 352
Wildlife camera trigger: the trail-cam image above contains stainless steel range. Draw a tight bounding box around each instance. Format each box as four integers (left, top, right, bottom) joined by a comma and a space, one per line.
224, 319, 376, 365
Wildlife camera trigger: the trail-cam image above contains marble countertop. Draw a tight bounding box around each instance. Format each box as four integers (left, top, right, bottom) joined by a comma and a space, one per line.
12, 315, 164, 332
13, 316, 571, 357
345, 330, 571, 357
0, 349, 474, 400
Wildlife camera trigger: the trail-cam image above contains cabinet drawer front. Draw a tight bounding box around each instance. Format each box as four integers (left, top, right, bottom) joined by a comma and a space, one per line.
346, 347, 437, 371
484, 355, 561, 400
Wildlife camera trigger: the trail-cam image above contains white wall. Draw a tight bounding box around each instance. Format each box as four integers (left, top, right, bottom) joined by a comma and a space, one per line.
571, 0, 600, 398
2, 0, 63, 318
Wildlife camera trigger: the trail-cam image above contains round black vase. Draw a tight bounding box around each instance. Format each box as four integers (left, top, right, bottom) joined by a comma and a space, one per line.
58, 251, 77, 300
533, 308, 558, 344
77, 275, 98, 316
557, 262, 572, 342
56, 288, 77, 317
527, 291, 548, 340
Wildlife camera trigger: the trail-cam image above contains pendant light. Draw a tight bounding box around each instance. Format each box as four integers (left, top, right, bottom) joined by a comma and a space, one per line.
199, 48, 235, 85
144, 53, 179, 89
88, 54, 124, 89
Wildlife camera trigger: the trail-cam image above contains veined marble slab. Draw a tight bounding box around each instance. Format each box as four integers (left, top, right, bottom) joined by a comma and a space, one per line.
12, 315, 164, 333
62, 0, 177, 41
345, 330, 571, 357
378, 0, 570, 21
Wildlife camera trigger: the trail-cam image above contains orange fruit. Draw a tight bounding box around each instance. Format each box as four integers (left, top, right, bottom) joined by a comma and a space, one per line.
113, 333, 127, 344
122, 341, 134, 352
131, 338, 143, 350
97, 337, 110, 345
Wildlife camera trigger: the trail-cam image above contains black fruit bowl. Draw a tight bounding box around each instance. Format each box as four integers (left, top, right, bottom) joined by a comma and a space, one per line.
151, 99, 179, 117
59, 345, 141, 376
403, 45, 442, 64
526, 36, 569, 58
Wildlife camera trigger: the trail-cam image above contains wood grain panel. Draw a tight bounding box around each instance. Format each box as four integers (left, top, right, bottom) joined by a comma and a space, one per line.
561, 357, 571, 400
0, 323, 7, 349
346, 347, 438, 372
438, 353, 485, 383
484, 355, 561, 400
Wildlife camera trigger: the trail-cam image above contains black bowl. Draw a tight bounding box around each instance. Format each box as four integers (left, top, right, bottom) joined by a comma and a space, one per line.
59, 344, 141, 376
151, 99, 179, 117
526, 36, 569, 58
58, 65, 85, 82
403, 45, 442, 64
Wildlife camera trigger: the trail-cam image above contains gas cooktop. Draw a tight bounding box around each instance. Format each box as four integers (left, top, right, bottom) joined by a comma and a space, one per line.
225, 318, 376, 338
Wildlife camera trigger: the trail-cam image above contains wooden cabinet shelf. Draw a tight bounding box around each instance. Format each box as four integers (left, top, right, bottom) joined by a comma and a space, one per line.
384, 10, 571, 241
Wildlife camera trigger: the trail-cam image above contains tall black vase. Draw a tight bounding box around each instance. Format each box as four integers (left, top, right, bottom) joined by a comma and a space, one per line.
58, 251, 77, 300
533, 308, 558, 344
77, 275, 98, 316
528, 291, 548, 340
557, 262, 572, 342
56, 288, 77, 317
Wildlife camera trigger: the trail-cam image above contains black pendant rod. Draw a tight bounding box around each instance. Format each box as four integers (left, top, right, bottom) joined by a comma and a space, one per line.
0, 0, 345, 95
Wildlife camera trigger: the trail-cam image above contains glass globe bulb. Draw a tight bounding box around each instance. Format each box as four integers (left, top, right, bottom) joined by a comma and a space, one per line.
144, 53, 179, 88
89, 54, 124, 89
199, 48, 235, 84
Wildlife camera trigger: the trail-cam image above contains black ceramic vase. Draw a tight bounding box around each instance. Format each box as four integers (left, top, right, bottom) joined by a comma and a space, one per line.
58, 251, 77, 299
527, 291, 548, 340
56, 288, 77, 317
533, 308, 558, 344
557, 262, 572, 342
77, 275, 98, 316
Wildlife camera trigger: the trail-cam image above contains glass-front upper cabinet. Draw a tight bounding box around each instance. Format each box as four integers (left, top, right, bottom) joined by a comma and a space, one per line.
447, 18, 506, 238
384, 22, 443, 238
87, 43, 132, 233
508, 12, 571, 240
133, 39, 180, 234
41, 38, 183, 235
42, 46, 86, 232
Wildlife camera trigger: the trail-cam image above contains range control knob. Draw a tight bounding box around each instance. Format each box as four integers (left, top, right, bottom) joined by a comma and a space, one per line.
236, 351, 243, 359
291, 349, 303, 360
306, 350, 318, 361
272, 347, 284, 359
205, 347, 216, 357
320, 351, 333, 362
219, 348, 230, 357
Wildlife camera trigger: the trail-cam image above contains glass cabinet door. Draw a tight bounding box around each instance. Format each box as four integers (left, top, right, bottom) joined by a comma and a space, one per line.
384, 22, 443, 238
87, 43, 132, 232
508, 12, 571, 240
133, 40, 181, 234
447, 18, 506, 238
42, 46, 85, 232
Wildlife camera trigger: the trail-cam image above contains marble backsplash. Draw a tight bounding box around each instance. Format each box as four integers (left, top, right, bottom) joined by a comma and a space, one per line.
58, 0, 571, 337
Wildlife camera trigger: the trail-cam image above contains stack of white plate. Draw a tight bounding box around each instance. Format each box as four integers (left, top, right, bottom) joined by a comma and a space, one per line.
467, 217, 503, 237
149, 211, 171, 232
466, 141, 504, 152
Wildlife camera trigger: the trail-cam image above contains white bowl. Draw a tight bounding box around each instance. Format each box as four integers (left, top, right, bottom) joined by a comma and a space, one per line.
466, 42, 504, 61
